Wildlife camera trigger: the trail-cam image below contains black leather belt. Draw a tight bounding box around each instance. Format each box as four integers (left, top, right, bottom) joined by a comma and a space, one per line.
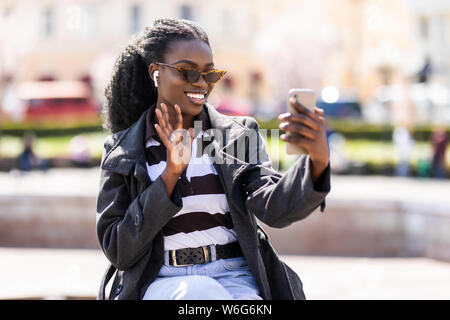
168, 242, 243, 267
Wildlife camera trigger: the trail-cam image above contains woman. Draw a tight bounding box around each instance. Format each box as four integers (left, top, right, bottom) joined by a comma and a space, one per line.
97, 18, 330, 300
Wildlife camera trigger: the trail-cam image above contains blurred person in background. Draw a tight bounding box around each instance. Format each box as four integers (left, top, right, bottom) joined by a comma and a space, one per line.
16, 131, 48, 172
68, 134, 92, 168
327, 131, 349, 174
96, 18, 330, 300
393, 125, 415, 177
430, 126, 448, 179
417, 57, 432, 84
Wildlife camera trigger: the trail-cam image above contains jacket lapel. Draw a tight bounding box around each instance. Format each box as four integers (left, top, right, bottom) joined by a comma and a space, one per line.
205, 103, 252, 216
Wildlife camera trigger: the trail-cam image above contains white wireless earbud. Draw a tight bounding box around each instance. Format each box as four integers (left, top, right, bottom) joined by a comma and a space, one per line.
153, 70, 159, 87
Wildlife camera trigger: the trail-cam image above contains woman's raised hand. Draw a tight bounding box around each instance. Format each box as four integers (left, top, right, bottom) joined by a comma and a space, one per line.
154, 103, 194, 176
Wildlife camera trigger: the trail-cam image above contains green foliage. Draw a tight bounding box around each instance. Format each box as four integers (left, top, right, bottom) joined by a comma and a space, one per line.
0, 120, 105, 137
0, 132, 108, 158
256, 117, 450, 142
1, 117, 448, 176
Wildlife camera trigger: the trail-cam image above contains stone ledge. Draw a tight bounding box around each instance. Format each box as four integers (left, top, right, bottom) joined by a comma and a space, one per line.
0, 195, 99, 249
1, 194, 450, 262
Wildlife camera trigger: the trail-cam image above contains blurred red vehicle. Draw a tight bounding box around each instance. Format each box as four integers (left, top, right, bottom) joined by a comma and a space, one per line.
16, 81, 100, 124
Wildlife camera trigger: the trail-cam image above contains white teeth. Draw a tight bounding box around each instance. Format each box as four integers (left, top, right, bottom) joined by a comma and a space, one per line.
186, 92, 205, 100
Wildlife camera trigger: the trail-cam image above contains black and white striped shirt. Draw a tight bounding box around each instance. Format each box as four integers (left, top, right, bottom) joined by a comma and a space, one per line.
144, 104, 237, 251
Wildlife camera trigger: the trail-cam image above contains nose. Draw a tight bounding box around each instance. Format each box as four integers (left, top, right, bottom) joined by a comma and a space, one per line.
192, 74, 209, 89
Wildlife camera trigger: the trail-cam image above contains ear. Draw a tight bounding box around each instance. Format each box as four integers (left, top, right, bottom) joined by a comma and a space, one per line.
149, 64, 159, 82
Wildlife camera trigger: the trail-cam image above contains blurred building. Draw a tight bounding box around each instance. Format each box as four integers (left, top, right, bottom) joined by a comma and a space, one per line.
406, 0, 450, 84
0, 0, 440, 122
404, 0, 450, 124
0, 0, 271, 109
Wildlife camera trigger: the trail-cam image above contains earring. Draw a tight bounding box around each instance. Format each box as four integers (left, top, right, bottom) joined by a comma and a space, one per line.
153, 71, 159, 87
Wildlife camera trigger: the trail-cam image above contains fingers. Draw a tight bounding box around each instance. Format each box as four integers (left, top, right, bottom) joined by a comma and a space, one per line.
154, 123, 171, 150
314, 106, 324, 117
167, 118, 173, 133
279, 106, 324, 140
160, 103, 173, 134
155, 107, 170, 138
279, 103, 327, 147
289, 97, 322, 122
279, 122, 316, 140
280, 133, 311, 149
175, 104, 183, 130
158, 103, 183, 132
162, 103, 170, 127
278, 112, 320, 131
279, 103, 326, 134
314, 107, 325, 125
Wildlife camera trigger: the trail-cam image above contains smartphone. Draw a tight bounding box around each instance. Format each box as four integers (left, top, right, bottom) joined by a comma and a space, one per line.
285, 88, 316, 155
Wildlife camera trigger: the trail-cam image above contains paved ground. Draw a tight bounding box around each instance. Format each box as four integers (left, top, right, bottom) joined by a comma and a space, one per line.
1, 247, 450, 300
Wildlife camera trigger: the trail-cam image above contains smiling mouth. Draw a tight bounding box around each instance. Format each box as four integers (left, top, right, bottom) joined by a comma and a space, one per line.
185, 91, 206, 105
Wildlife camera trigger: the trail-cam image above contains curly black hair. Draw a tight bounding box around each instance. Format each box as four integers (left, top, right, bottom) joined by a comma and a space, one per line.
103, 18, 210, 133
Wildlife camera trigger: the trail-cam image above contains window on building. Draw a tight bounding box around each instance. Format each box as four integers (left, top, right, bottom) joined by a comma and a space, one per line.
130, 4, 141, 34
65, 5, 81, 31
41, 7, 54, 37
420, 17, 429, 41
0, 7, 4, 22
65, 4, 98, 39
180, 5, 192, 20
82, 5, 98, 38
444, 16, 450, 46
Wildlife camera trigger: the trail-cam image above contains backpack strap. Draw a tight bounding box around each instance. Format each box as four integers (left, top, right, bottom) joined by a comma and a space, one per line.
97, 263, 117, 300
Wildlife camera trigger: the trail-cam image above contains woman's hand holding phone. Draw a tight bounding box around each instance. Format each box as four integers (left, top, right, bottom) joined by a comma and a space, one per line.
278, 96, 330, 183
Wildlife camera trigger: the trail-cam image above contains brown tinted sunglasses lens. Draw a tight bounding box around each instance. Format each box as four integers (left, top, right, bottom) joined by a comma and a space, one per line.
205, 71, 224, 83
181, 69, 223, 83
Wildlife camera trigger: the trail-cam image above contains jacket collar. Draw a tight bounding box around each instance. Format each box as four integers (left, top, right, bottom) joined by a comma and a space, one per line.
101, 102, 251, 183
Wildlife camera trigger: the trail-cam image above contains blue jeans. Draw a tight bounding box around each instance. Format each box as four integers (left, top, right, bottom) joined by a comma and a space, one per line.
142, 256, 262, 300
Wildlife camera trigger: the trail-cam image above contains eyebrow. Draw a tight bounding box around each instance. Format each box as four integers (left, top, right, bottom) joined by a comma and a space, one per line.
172, 59, 214, 67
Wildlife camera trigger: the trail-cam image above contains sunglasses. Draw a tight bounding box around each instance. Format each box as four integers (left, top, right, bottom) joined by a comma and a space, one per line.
155, 62, 227, 84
